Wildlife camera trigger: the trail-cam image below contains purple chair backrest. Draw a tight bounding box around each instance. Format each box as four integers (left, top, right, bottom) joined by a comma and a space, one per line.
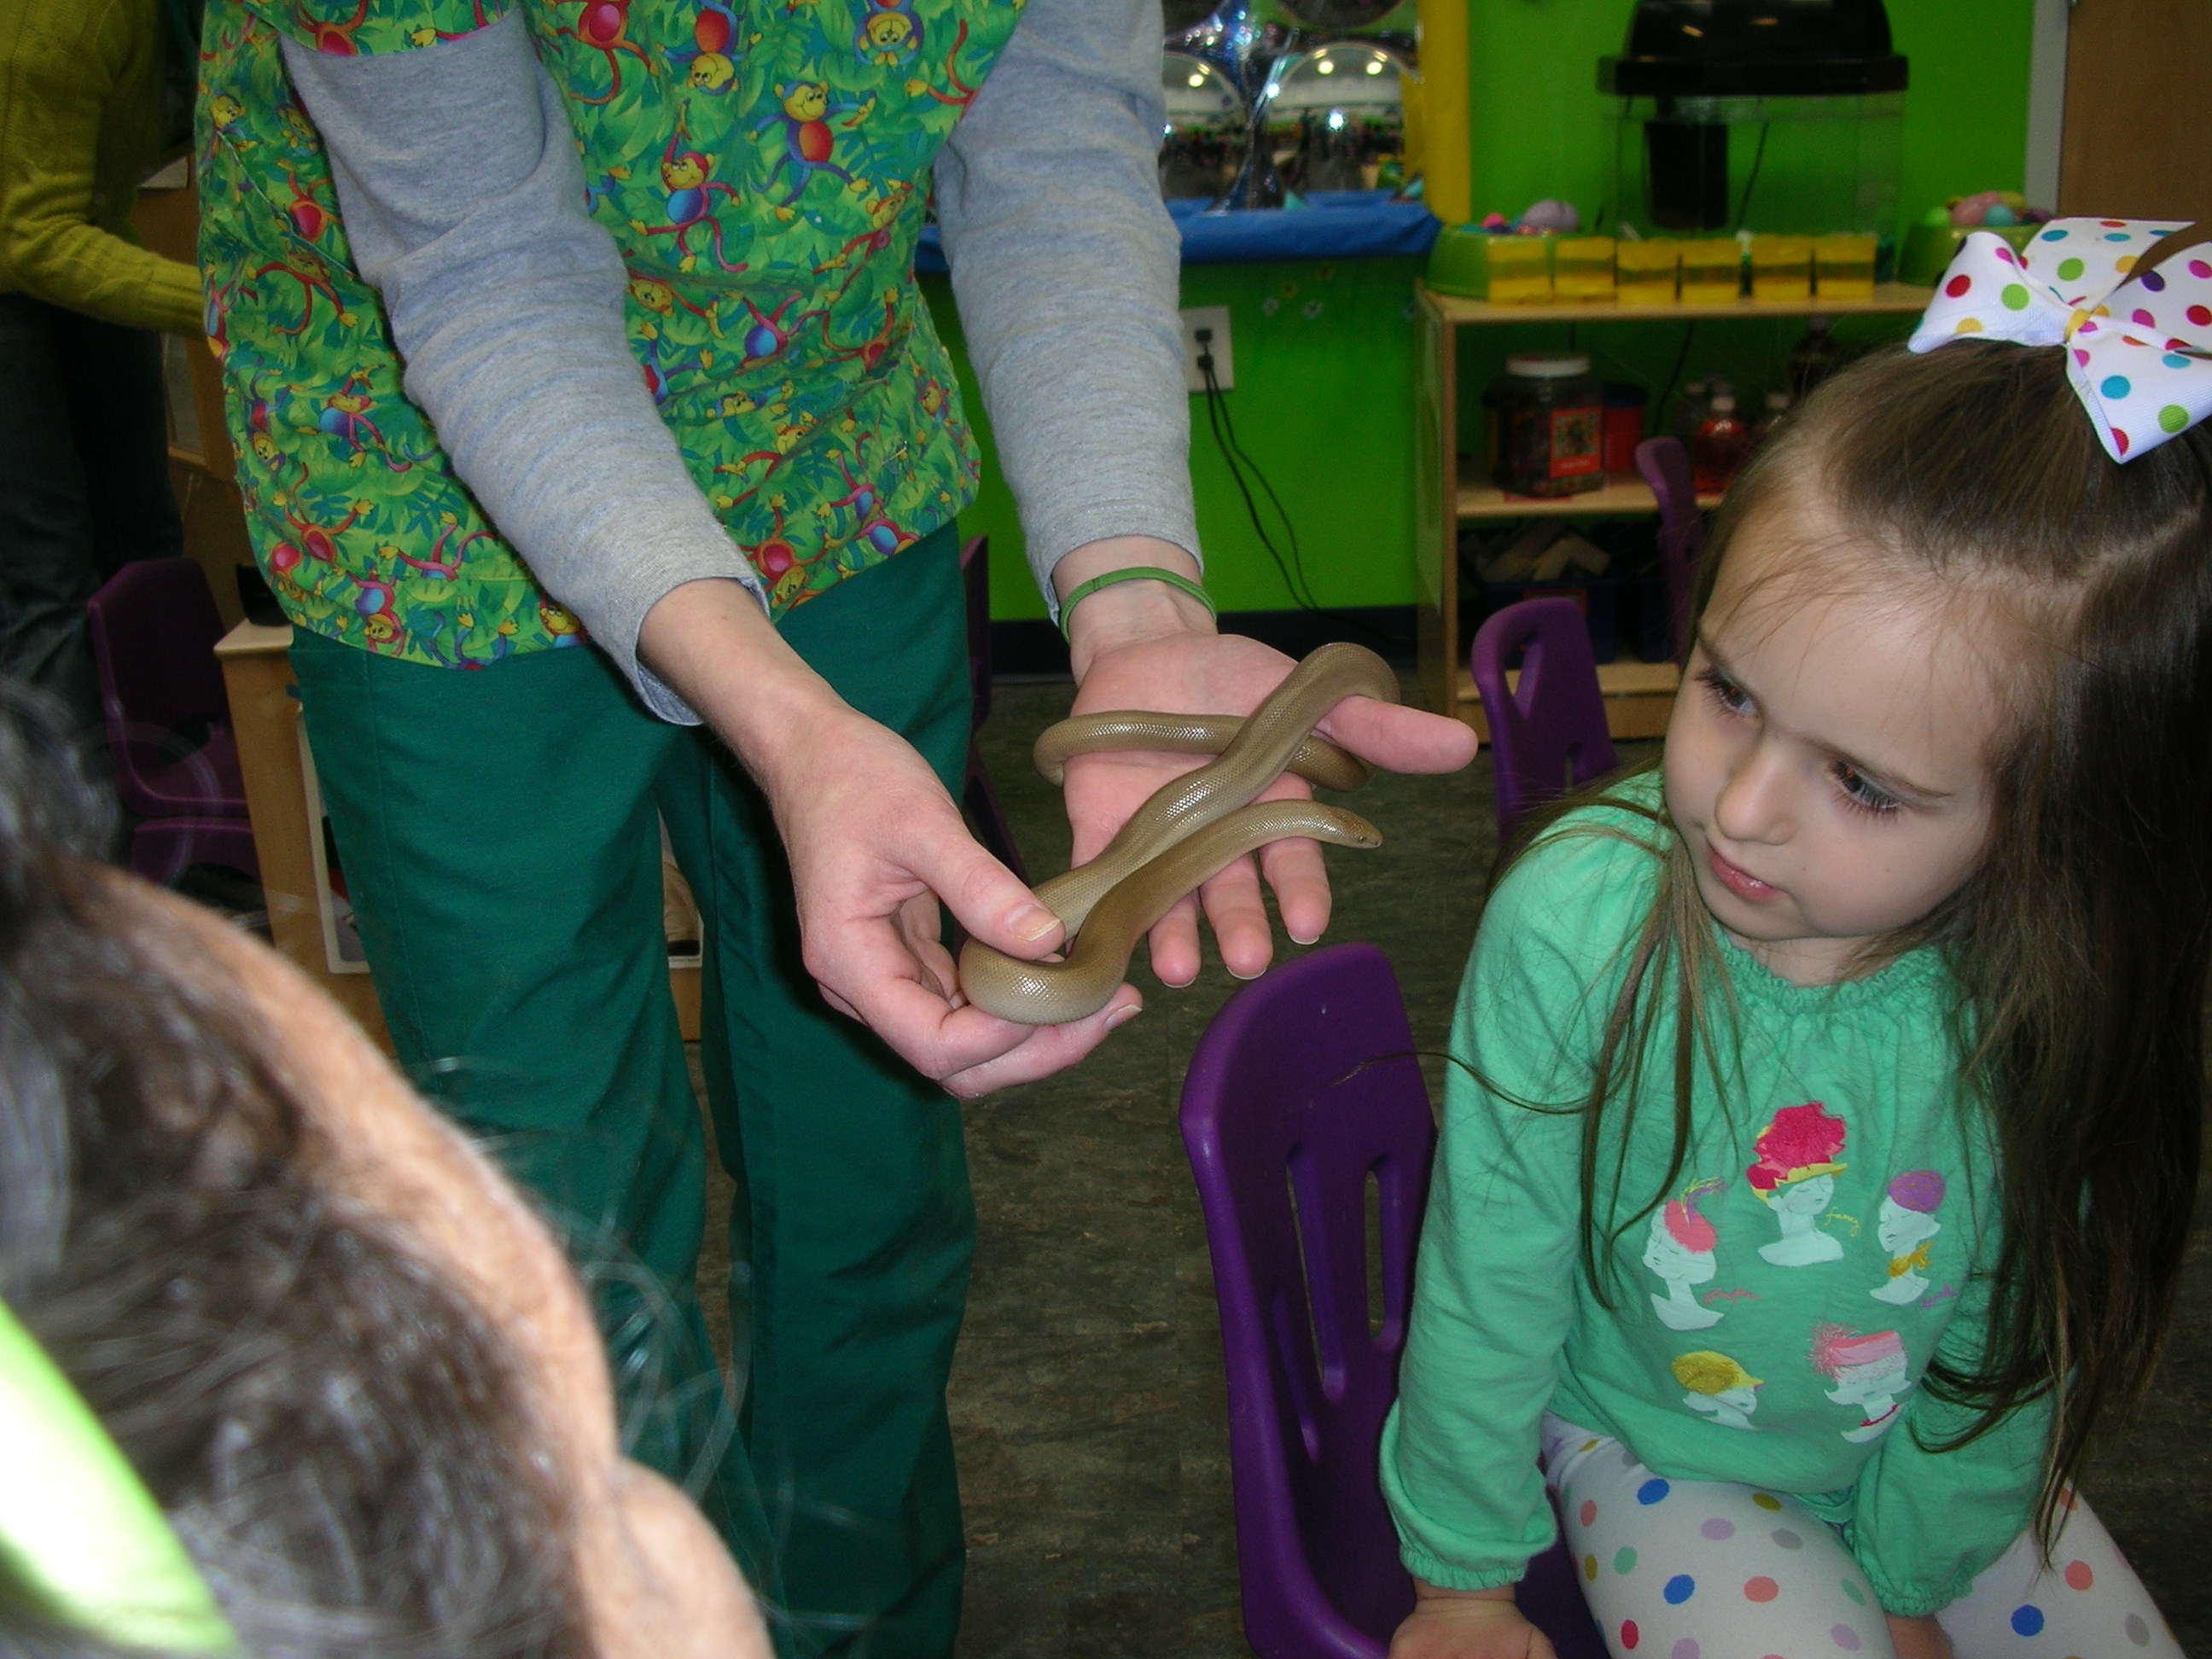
1181, 944, 1434, 1657
1633, 436, 1705, 663
1470, 598, 1618, 846
85, 559, 232, 794
960, 533, 992, 728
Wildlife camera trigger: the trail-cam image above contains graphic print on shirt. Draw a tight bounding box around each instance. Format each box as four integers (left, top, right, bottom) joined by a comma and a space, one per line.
1672, 1350, 1763, 1430
1871, 1169, 1945, 1305
1641, 1179, 1727, 1330
1810, 1324, 1909, 1442
1746, 1101, 1848, 1267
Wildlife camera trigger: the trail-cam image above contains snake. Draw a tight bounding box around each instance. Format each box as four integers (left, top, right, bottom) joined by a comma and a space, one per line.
956, 642, 1398, 1025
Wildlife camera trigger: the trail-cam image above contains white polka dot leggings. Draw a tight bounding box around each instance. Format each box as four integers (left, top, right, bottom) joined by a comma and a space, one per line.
1539, 1416, 2180, 1659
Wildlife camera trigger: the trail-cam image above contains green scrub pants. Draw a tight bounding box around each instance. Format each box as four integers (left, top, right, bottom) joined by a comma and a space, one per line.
290, 525, 975, 1658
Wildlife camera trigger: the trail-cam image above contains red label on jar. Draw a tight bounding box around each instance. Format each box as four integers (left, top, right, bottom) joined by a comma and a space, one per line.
1550, 407, 1603, 478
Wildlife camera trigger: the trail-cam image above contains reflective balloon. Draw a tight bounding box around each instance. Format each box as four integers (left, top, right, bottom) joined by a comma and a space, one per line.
1161, 52, 1244, 201
1257, 41, 1409, 194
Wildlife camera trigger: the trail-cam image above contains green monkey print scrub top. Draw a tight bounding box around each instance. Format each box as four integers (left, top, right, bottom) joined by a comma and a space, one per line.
196, 0, 1019, 668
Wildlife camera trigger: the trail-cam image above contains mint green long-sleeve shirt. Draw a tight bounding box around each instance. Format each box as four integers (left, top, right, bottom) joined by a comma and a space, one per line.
1381, 778, 2049, 1617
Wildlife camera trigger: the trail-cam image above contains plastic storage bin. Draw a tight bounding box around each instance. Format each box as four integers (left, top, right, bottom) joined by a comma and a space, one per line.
1680, 238, 1743, 303
1615, 237, 1681, 302
1554, 236, 1618, 300
1485, 236, 1555, 303
1750, 235, 1813, 300
1812, 233, 1877, 297
1428, 229, 1555, 303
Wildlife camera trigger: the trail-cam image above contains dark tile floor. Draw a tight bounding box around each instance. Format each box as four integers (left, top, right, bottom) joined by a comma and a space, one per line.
700, 676, 2212, 1659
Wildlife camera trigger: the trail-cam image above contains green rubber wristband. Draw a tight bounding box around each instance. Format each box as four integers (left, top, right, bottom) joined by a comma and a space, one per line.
1057, 566, 1217, 639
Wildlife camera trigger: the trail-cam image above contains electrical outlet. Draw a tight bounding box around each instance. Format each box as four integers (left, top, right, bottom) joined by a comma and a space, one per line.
1180, 306, 1233, 393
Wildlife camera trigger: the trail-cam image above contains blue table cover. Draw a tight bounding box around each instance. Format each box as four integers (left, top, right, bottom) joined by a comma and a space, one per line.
913, 189, 1440, 274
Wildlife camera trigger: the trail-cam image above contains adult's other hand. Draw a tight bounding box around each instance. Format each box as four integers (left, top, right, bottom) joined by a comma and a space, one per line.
640, 576, 1139, 1095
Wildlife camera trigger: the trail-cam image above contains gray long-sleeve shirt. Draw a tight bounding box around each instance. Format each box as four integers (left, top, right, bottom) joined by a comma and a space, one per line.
282, 0, 1195, 723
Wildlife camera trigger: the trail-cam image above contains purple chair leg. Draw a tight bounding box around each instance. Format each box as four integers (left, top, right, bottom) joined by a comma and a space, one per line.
1633, 436, 1706, 665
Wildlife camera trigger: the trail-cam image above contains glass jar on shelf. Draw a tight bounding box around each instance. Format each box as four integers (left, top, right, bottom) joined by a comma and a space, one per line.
1486, 353, 1605, 498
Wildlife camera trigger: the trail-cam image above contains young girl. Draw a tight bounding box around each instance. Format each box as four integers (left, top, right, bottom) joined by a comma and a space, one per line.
1383, 220, 2211, 1659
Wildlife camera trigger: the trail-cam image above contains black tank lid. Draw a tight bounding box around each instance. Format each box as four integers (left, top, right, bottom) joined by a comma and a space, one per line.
1599, 0, 1907, 97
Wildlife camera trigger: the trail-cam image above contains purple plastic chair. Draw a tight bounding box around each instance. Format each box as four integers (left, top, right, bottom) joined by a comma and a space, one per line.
84, 558, 259, 886
1633, 436, 1706, 664
1470, 597, 1619, 847
1180, 944, 1605, 1659
958, 533, 1027, 882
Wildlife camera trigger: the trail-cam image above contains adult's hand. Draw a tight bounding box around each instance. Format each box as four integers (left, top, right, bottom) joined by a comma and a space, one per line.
1058, 538, 1479, 990
639, 577, 1138, 1097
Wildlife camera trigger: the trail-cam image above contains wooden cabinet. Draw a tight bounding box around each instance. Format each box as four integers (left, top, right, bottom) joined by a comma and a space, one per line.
215, 623, 707, 1052
1412, 282, 1934, 738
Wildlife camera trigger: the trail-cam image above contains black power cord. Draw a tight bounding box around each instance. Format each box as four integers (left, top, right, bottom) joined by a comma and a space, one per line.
1196, 328, 1316, 609
1654, 317, 1698, 444
1193, 327, 1409, 653
1733, 121, 1773, 232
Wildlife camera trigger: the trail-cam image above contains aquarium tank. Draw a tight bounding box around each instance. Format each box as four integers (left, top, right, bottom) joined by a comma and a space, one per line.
1599, 0, 1906, 275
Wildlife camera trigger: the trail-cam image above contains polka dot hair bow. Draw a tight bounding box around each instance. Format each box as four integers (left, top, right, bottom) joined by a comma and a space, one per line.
1908, 216, 2210, 462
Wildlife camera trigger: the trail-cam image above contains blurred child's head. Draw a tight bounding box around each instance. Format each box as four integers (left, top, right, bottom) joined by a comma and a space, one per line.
0, 694, 770, 1659
1665, 339, 2212, 984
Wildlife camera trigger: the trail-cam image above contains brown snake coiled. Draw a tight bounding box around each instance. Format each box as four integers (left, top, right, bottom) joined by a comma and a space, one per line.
957, 643, 1397, 1024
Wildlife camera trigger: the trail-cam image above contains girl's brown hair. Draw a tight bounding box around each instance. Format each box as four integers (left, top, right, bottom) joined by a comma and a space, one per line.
1516, 340, 2212, 1542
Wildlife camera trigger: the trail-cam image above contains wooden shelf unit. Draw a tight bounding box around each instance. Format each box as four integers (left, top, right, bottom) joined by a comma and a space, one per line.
1456, 463, 1725, 522
1413, 281, 1934, 739
1423, 282, 1936, 328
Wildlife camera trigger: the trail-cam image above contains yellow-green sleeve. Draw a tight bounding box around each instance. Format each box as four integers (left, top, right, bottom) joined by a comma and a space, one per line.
0, 0, 201, 332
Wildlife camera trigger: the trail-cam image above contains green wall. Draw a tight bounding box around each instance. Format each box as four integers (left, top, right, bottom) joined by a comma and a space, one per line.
924, 259, 1425, 624
938, 0, 2037, 625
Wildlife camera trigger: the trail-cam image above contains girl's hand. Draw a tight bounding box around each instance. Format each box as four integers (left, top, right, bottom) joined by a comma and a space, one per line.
1388, 1583, 1557, 1659
1884, 1612, 1954, 1658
